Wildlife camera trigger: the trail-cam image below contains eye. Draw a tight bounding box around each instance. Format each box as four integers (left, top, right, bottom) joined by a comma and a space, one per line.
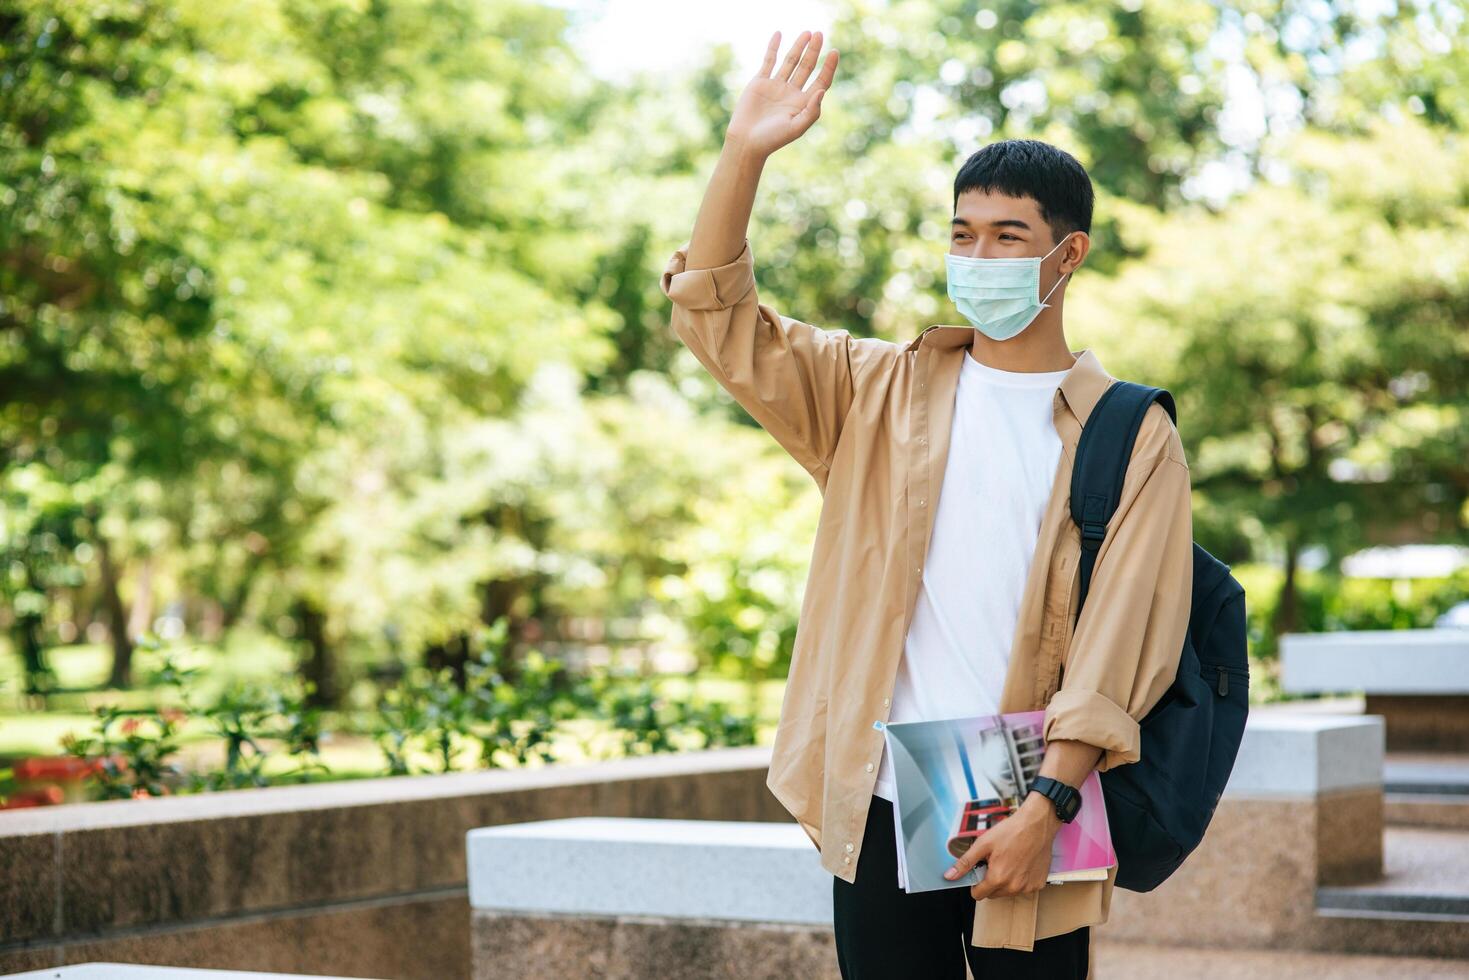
999, 233, 1019, 241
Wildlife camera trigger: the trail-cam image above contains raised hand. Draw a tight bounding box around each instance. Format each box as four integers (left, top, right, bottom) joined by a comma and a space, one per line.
726, 30, 839, 160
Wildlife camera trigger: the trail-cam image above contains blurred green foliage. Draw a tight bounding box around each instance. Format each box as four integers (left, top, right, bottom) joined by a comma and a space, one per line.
17, 620, 759, 802
0, 0, 1466, 736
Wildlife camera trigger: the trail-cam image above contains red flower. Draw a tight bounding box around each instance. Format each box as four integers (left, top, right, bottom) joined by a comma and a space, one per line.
14, 756, 98, 781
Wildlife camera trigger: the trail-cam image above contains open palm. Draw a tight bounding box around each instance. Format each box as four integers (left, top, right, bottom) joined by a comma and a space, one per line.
727, 30, 839, 158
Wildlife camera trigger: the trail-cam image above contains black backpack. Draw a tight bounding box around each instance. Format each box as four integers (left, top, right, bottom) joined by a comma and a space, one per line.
1068, 380, 1250, 893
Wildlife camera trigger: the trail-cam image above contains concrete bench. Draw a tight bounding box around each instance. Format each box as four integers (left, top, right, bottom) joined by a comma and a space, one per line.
1105, 713, 1386, 944
467, 816, 831, 924
1280, 628, 1469, 750
466, 817, 836, 980
467, 714, 1397, 977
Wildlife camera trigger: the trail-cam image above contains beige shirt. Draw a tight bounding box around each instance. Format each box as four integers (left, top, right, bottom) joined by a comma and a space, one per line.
659, 237, 1194, 952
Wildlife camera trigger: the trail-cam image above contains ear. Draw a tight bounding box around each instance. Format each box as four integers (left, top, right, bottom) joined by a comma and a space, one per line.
1063, 230, 1087, 271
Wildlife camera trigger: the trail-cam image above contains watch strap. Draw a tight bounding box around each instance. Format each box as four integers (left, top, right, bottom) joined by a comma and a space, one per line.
1030, 775, 1082, 823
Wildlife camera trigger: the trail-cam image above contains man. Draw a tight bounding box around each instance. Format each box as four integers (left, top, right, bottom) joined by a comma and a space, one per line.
658, 30, 1194, 980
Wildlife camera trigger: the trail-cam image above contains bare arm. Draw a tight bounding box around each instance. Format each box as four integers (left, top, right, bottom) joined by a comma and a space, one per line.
685, 30, 837, 269
662, 30, 898, 487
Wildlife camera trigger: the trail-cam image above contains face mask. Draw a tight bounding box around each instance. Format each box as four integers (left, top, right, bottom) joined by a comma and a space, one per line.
945, 233, 1074, 341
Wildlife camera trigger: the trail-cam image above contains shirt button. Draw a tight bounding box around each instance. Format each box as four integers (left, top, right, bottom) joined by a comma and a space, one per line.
883, 697, 890, 706
865, 762, 874, 772
846, 842, 855, 852
919, 498, 926, 506
844, 855, 852, 864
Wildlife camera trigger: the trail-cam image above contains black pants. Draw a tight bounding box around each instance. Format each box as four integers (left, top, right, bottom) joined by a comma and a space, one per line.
833, 793, 1090, 979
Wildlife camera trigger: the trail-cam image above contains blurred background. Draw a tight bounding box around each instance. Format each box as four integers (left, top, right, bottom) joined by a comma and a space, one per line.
2, 0, 1466, 803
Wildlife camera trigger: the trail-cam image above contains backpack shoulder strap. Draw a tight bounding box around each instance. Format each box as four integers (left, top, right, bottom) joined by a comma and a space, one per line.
1070, 380, 1178, 614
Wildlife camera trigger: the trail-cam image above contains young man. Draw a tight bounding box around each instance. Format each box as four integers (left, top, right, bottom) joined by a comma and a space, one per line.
659, 31, 1193, 980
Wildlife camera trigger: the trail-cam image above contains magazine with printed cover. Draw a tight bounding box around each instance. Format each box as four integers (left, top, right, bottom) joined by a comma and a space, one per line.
875, 708, 1116, 893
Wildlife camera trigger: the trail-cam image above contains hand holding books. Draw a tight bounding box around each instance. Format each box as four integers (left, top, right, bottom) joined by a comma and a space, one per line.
942, 782, 1077, 901
875, 708, 1116, 894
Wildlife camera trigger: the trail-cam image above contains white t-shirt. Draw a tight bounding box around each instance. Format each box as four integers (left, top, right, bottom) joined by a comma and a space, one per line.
873, 350, 1070, 802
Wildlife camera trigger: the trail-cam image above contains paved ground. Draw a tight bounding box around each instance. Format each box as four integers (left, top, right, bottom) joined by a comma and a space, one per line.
1091, 940, 1469, 978
1373, 826, 1469, 896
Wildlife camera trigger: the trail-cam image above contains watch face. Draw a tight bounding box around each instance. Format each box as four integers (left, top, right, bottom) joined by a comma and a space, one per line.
1035, 778, 1081, 821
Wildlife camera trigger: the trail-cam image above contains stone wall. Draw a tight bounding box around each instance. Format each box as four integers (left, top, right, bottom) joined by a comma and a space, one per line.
0, 747, 783, 978
464, 716, 1398, 978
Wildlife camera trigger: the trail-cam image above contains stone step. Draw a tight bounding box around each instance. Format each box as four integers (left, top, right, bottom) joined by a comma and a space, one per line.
1315, 826, 1469, 957
1092, 939, 1469, 979
1384, 755, 1469, 795
1384, 753, 1469, 828
1385, 792, 1469, 829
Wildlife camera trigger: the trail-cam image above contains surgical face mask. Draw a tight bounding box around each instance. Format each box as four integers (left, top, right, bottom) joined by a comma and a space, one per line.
945, 233, 1075, 341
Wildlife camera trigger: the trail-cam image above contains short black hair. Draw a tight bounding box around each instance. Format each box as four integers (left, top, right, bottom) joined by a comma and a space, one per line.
952, 139, 1094, 244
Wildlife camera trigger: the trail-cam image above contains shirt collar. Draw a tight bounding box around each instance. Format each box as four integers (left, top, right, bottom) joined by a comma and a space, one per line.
904, 325, 1114, 427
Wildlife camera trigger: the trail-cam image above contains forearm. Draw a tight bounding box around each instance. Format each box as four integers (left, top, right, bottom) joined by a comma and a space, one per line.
685, 134, 767, 270
1017, 737, 1103, 830
658, 132, 859, 483
1038, 737, 1104, 788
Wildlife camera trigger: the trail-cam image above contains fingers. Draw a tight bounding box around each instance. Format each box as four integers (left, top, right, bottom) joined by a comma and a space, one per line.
768, 30, 837, 94
814, 48, 839, 91
792, 86, 825, 130
970, 874, 1003, 902
776, 30, 812, 83
946, 835, 992, 881
789, 30, 824, 88
758, 31, 779, 78
960, 840, 1004, 901
971, 869, 1040, 902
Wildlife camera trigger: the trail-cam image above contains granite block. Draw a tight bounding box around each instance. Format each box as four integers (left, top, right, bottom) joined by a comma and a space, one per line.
0, 830, 55, 944
1280, 629, 1469, 695
471, 909, 840, 980
467, 817, 831, 924
1366, 695, 1469, 752
1225, 714, 1384, 796
57, 892, 465, 980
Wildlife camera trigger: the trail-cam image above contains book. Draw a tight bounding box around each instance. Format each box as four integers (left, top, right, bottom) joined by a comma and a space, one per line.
874, 708, 1116, 893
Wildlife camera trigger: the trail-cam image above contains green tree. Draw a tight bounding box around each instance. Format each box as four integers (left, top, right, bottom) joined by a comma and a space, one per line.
1081, 116, 1469, 637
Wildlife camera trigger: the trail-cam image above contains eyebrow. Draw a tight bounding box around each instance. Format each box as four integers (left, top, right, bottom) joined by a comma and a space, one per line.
951, 217, 1032, 230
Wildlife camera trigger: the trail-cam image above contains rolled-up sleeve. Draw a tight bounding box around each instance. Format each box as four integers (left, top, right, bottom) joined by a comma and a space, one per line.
660, 237, 886, 488
1042, 416, 1194, 773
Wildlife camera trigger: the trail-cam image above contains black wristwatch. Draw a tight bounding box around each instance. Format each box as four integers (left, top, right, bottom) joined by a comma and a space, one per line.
1028, 776, 1082, 824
